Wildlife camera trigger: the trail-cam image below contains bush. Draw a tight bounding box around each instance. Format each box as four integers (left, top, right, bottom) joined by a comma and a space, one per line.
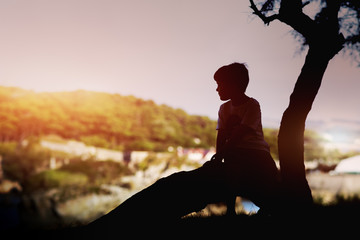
60, 159, 132, 185
26, 170, 88, 191
80, 135, 110, 149
0, 140, 50, 183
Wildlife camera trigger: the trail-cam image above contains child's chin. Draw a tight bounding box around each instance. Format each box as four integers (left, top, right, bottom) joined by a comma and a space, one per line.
220, 97, 230, 101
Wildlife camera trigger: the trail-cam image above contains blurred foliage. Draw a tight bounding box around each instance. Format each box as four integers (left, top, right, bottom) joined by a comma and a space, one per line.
0, 139, 132, 192
136, 152, 200, 172
24, 158, 133, 192
304, 130, 326, 161
59, 158, 132, 185
263, 128, 279, 160
263, 128, 330, 161
321, 149, 360, 163
26, 170, 88, 192
136, 153, 163, 172
0, 138, 50, 184
0, 86, 216, 151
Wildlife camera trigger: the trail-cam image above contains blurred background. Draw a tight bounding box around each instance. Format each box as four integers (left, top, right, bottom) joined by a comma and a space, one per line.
1, 0, 360, 230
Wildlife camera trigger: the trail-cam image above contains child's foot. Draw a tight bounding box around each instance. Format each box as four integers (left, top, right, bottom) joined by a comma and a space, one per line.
226, 208, 236, 217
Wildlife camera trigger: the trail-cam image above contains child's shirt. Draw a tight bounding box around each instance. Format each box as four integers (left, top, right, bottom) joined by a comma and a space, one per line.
216, 98, 270, 152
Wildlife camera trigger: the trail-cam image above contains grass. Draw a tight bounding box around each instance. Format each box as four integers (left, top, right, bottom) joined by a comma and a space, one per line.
3, 194, 360, 239
174, 203, 360, 238
5, 201, 360, 240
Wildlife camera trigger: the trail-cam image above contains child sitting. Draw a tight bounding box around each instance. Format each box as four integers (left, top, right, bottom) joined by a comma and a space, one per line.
211, 62, 280, 215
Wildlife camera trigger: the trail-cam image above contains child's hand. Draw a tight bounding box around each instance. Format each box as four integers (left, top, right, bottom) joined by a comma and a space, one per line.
210, 153, 224, 163
202, 154, 223, 168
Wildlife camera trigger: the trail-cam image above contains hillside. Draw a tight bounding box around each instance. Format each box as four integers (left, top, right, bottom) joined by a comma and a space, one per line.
0, 86, 341, 161
0, 86, 217, 151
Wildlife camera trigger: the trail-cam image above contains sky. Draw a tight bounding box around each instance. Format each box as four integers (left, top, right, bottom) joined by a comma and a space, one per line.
0, 0, 360, 149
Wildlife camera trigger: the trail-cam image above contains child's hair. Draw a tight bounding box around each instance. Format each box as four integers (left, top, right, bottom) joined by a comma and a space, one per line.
214, 62, 249, 92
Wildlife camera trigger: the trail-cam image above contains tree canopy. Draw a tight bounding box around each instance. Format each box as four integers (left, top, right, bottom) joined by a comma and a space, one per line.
250, 0, 360, 64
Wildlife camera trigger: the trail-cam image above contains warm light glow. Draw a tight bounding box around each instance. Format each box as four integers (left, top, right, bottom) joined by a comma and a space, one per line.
0, 1, 358, 123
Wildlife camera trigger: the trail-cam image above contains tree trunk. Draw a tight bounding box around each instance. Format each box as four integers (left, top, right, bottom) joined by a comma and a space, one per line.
278, 46, 335, 205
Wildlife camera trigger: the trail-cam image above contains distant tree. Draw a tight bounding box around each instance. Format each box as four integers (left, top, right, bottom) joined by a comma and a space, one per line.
0, 139, 50, 185
0, 87, 217, 151
249, 0, 360, 205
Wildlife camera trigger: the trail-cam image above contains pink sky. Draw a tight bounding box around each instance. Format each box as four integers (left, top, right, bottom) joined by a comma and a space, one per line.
0, 0, 359, 127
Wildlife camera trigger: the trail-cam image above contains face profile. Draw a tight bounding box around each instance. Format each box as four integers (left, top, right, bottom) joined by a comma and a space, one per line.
216, 81, 232, 101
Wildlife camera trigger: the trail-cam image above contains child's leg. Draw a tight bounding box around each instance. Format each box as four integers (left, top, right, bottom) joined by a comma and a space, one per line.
226, 195, 236, 216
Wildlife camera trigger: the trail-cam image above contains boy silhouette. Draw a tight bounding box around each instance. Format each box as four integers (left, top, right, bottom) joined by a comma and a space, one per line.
210, 62, 280, 215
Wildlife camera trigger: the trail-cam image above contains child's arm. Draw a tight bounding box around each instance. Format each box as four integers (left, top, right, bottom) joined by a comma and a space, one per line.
214, 124, 255, 162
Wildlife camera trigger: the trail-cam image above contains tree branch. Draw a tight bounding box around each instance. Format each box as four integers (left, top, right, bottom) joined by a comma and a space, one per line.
346, 35, 360, 44
249, 0, 279, 25
277, 0, 317, 42
249, 0, 316, 39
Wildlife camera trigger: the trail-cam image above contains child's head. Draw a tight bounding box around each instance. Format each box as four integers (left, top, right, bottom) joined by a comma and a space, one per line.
214, 62, 249, 93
